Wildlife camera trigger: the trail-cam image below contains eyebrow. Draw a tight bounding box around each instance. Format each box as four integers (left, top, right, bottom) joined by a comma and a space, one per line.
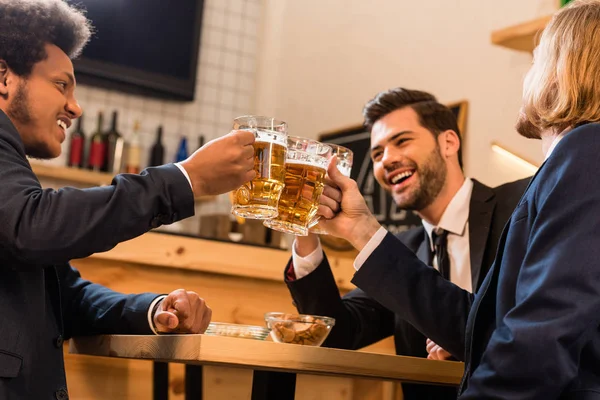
371, 130, 413, 154
58, 72, 76, 86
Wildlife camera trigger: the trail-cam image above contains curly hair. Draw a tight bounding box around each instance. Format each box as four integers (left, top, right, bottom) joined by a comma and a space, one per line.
0, 0, 92, 76
363, 87, 463, 168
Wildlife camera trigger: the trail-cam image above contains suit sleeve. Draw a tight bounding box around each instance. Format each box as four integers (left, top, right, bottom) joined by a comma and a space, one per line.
56, 263, 158, 338
352, 233, 473, 360
0, 135, 194, 266
461, 131, 600, 399
286, 255, 394, 350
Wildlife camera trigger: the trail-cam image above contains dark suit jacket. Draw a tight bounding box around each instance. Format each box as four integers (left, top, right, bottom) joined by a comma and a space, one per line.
0, 111, 195, 399
286, 178, 529, 400
352, 123, 600, 399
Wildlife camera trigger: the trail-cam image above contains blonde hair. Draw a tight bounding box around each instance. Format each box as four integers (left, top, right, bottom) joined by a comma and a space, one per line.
522, 0, 600, 133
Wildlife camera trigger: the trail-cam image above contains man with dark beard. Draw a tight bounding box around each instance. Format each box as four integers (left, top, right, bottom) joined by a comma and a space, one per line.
283, 87, 529, 400
315, 2, 600, 397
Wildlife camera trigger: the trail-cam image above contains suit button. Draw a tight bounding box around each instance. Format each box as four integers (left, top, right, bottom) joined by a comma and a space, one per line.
150, 217, 161, 228
55, 388, 69, 400
54, 335, 64, 348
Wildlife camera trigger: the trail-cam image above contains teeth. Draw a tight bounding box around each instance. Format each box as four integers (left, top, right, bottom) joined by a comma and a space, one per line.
391, 171, 414, 184
57, 120, 67, 130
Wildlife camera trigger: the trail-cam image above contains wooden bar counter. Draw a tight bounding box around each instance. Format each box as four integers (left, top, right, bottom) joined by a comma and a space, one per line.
65, 231, 452, 399
69, 334, 464, 399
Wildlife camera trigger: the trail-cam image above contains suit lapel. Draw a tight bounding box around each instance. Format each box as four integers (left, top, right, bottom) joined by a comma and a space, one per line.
468, 180, 496, 289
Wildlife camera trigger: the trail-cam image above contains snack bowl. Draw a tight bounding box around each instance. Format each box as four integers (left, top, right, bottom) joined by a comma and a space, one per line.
264, 312, 335, 346
205, 322, 270, 341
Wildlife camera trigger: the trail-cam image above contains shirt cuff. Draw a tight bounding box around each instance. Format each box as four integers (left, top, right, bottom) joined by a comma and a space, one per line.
354, 226, 388, 271
174, 162, 193, 191
291, 238, 324, 279
147, 295, 167, 335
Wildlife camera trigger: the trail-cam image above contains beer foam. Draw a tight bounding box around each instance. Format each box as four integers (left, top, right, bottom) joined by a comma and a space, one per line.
249, 129, 287, 146
286, 154, 329, 170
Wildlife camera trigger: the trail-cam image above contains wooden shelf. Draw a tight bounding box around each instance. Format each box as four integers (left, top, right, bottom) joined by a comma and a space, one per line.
491, 15, 552, 53
32, 163, 114, 186
31, 163, 215, 202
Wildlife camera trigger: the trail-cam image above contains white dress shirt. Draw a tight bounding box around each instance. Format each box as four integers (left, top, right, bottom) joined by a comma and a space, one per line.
545, 131, 567, 160
292, 178, 475, 292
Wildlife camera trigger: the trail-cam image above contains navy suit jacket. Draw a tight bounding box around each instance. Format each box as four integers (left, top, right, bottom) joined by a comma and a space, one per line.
286, 178, 529, 400
353, 123, 600, 399
0, 111, 195, 399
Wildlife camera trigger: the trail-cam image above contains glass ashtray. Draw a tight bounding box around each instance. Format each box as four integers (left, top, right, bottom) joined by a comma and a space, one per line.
205, 322, 270, 341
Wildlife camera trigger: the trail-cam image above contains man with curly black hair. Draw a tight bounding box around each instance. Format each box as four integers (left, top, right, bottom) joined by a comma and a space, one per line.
0, 1, 256, 398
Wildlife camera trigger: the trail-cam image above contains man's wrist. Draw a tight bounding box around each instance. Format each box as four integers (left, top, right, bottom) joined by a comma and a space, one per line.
148, 295, 167, 335
294, 234, 320, 257
348, 216, 382, 251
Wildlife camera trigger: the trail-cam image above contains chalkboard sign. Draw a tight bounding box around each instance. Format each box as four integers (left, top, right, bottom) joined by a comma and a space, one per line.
319, 101, 468, 243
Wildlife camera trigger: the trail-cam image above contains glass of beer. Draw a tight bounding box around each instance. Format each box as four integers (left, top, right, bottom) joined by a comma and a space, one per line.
231, 116, 288, 219
309, 144, 354, 235
263, 137, 332, 236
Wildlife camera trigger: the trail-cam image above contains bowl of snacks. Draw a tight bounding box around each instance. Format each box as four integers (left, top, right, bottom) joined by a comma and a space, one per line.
264, 312, 335, 346
205, 322, 270, 341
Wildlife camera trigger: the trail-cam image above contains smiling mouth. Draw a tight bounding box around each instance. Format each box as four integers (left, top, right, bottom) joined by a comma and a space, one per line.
390, 170, 415, 186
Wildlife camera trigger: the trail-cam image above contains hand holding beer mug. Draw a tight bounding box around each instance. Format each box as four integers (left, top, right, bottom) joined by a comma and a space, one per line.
309, 144, 353, 234
263, 137, 332, 236
231, 116, 288, 219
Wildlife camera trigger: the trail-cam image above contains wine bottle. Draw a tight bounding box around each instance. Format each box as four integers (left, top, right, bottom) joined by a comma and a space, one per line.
175, 136, 188, 162
126, 121, 141, 174
105, 110, 124, 173
88, 112, 106, 172
67, 116, 85, 168
149, 126, 165, 166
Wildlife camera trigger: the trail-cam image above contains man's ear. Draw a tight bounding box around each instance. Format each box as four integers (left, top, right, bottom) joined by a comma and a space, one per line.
439, 129, 461, 158
0, 60, 10, 97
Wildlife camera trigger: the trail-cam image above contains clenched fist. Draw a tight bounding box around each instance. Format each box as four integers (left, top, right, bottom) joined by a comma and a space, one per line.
153, 289, 212, 334
181, 130, 256, 197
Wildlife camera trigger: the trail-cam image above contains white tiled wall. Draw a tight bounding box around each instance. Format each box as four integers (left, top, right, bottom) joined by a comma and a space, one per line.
42, 0, 263, 235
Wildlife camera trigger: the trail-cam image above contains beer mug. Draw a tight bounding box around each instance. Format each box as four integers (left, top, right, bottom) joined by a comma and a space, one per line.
231, 116, 288, 219
309, 144, 354, 235
263, 137, 332, 236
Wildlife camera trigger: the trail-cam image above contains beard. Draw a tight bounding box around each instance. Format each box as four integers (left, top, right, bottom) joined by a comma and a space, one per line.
392, 145, 447, 211
516, 108, 542, 139
6, 81, 52, 159
6, 81, 32, 125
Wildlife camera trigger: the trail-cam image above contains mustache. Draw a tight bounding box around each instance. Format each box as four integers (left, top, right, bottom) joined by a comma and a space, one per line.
384, 160, 417, 173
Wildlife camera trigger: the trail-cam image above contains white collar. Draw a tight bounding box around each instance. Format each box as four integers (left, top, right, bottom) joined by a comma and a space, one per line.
545, 130, 568, 160
422, 178, 473, 245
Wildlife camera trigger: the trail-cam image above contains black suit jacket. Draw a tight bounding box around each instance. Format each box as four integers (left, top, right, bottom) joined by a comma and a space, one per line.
286, 178, 529, 400
352, 123, 600, 399
0, 111, 194, 399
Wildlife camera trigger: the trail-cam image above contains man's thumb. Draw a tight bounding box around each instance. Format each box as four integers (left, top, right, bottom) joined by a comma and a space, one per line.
155, 311, 179, 330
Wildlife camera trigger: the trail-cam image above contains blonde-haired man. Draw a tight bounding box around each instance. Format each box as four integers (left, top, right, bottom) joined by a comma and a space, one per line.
317, 1, 600, 398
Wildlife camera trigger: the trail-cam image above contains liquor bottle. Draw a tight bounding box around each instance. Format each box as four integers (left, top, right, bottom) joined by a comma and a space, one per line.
149, 126, 165, 166
67, 115, 85, 168
105, 110, 124, 173
198, 135, 205, 149
125, 120, 141, 174
88, 112, 106, 172
175, 136, 188, 162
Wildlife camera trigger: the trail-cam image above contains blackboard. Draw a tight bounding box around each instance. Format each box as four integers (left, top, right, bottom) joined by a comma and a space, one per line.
319, 101, 468, 243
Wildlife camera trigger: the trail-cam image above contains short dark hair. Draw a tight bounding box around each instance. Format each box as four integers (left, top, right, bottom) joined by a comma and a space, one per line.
0, 0, 92, 76
363, 87, 463, 168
